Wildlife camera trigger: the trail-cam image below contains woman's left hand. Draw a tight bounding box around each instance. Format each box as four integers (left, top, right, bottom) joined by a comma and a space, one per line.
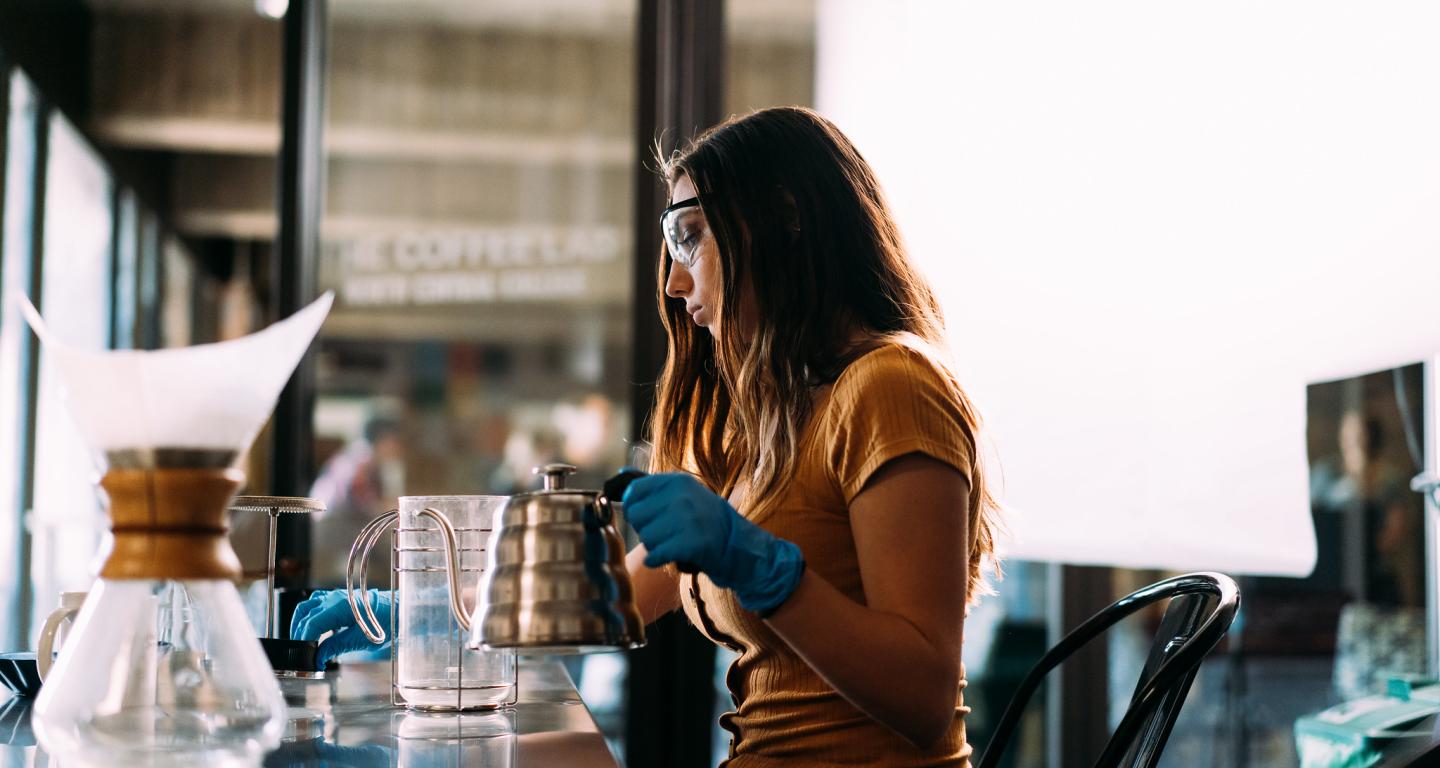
622, 473, 805, 615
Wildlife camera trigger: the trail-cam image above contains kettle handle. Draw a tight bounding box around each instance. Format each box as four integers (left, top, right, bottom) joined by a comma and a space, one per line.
600, 468, 699, 575
346, 509, 398, 644
599, 468, 647, 527
416, 507, 473, 632
602, 468, 647, 508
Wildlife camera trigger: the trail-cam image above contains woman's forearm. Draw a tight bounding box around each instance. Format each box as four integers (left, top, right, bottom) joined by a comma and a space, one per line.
626, 544, 682, 625
764, 569, 962, 748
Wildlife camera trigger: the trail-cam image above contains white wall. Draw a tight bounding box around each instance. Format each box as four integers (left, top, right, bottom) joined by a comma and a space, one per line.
818, 1, 1440, 575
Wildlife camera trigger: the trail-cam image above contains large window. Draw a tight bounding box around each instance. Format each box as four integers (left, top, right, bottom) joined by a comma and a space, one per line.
310, 3, 637, 577
0, 68, 38, 652
1124, 364, 1429, 766
27, 108, 115, 635
308, 1, 641, 758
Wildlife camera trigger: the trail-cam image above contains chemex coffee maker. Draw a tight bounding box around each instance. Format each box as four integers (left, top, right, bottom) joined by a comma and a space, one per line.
15, 290, 333, 767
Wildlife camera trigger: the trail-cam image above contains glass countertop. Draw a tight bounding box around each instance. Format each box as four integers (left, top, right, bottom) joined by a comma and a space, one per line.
0, 658, 621, 767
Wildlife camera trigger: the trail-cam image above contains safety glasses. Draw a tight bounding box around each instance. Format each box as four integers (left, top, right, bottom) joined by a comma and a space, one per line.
659, 198, 707, 270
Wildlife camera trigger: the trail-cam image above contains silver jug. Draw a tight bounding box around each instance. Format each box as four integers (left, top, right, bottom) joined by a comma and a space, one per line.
469, 464, 645, 654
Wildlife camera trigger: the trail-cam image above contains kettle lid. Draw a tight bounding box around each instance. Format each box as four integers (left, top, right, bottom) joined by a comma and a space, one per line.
533, 463, 580, 491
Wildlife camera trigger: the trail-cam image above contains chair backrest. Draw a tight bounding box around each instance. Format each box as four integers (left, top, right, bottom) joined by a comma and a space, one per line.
976, 572, 1241, 768
1114, 591, 1216, 766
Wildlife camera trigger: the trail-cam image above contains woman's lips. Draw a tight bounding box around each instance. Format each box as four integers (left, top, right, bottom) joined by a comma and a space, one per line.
688, 305, 703, 322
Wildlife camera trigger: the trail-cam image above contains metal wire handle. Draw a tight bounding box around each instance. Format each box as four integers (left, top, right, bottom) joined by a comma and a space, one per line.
415, 506, 473, 632
345, 506, 474, 645
347, 509, 398, 644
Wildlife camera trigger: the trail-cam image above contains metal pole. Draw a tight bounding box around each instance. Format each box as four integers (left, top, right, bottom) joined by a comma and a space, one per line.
271, 0, 327, 590
266, 507, 279, 639
1422, 359, 1438, 676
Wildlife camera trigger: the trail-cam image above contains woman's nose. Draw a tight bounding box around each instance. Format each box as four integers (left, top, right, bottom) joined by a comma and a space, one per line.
665, 262, 691, 298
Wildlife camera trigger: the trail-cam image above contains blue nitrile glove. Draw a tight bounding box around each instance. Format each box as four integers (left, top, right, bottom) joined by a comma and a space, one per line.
290, 589, 393, 669
621, 473, 805, 616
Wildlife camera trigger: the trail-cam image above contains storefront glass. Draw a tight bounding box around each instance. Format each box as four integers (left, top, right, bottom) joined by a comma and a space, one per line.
0, 67, 35, 651
27, 109, 115, 636
311, 2, 640, 756
1117, 363, 1430, 766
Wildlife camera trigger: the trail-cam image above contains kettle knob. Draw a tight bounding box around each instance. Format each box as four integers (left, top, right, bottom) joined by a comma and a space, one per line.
535, 463, 577, 490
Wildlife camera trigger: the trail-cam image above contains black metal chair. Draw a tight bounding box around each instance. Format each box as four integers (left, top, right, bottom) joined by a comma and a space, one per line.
976, 572, 1241, 768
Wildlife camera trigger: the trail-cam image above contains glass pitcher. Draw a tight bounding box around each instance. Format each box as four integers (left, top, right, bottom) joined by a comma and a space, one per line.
348, 495, 517, 710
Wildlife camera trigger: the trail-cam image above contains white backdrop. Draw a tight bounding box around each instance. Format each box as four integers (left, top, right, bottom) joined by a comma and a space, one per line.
817, 1, 1440, 575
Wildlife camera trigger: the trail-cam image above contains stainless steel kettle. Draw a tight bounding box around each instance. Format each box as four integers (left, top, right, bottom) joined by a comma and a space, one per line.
468, 463, 646, 654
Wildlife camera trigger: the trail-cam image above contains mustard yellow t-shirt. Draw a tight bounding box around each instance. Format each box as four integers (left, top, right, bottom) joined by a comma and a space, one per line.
679, 338, 977, 767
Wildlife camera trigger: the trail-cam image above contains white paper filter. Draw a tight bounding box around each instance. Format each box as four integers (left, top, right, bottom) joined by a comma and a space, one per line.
14, 291, 333, 461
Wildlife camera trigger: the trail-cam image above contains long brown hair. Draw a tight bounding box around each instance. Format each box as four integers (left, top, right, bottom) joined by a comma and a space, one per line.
649, 106, 1000, 604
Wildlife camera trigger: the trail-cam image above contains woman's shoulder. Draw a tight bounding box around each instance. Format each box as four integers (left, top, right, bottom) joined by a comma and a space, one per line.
830, 333, 957, 399
816, 333, 977, 498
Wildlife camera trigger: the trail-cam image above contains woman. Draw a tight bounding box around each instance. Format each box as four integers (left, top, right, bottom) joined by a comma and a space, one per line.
621, 105, 1000, 766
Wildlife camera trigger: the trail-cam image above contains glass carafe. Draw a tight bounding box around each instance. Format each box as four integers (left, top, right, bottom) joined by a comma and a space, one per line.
33, 464, 288, 768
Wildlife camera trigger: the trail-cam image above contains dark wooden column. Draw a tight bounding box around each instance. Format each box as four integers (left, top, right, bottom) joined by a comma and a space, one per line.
1047, 564, 1114, 766
270, 0, 327, 591
625, 1, 726, 766
628, 0, 726, 443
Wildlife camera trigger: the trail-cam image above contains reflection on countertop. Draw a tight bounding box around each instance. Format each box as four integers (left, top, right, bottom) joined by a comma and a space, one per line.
0, 695, 35, 749
0, 659, 620, 768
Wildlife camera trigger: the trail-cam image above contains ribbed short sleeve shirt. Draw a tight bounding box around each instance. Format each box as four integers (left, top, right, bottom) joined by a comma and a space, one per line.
679, 339, 977, 767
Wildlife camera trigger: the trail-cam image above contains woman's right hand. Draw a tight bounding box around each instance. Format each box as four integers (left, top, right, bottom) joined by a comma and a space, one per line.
290, 589, 393, 669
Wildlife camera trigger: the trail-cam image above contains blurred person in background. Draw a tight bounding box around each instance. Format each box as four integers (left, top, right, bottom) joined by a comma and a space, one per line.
309, 416, 406, 587
491, 424, 565, 494
552, 393, 626, 490
1311, 410, 1423, 607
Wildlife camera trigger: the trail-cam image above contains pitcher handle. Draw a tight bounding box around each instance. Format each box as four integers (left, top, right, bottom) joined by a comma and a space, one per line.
346, 509, 398, 644
417, 507, 472, 631
36, 604, 79, 680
